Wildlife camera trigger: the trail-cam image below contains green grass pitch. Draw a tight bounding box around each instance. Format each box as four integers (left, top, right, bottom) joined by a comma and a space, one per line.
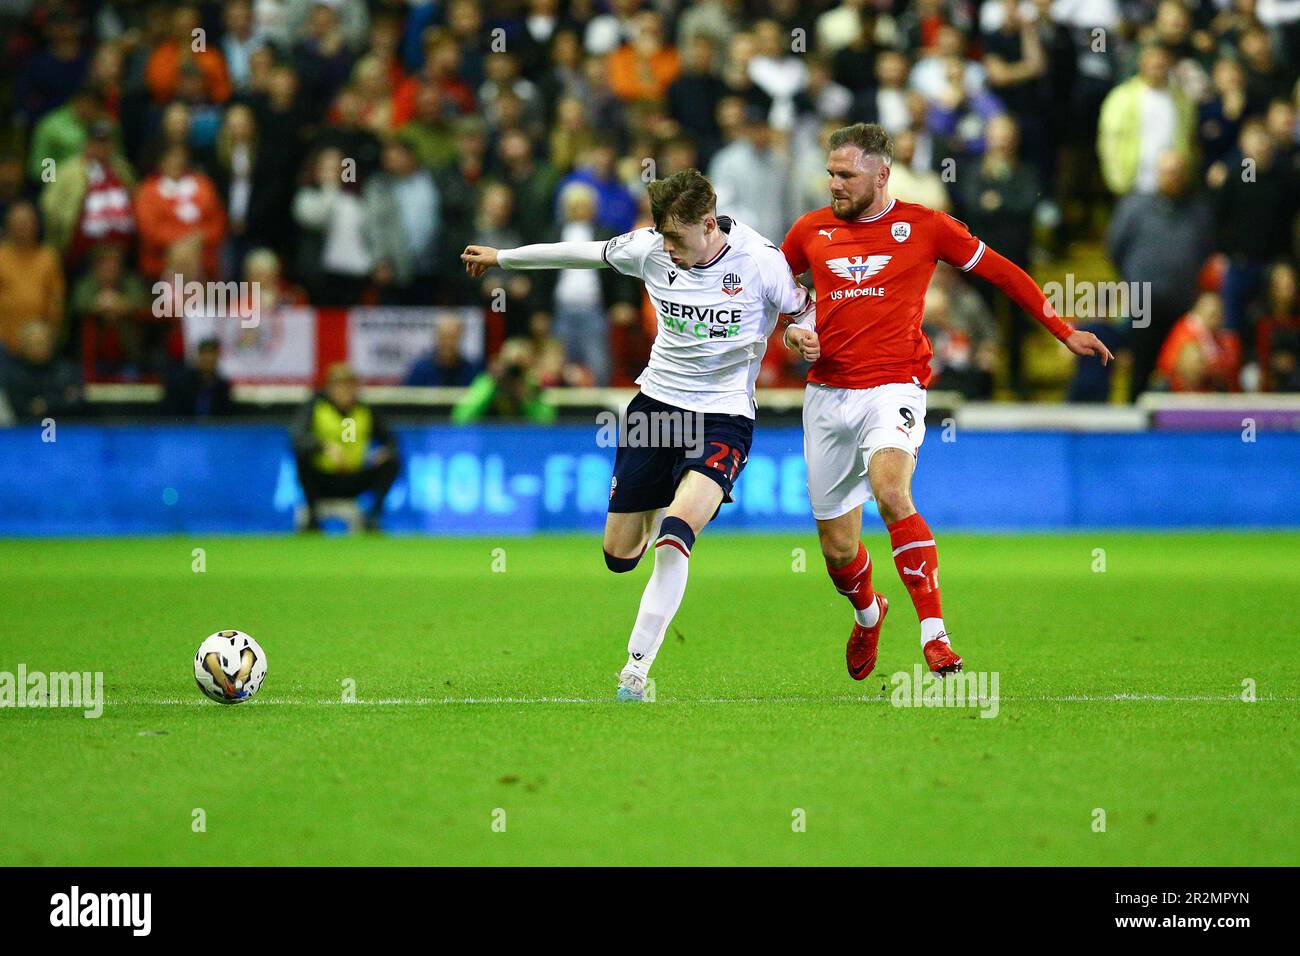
1, 531, 1296, 866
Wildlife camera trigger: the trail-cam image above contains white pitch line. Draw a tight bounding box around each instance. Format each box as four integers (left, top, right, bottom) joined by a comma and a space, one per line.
108, 693, 1298, 707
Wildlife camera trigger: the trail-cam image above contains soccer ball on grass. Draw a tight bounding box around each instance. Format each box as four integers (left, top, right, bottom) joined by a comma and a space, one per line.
194, 630, 267, 704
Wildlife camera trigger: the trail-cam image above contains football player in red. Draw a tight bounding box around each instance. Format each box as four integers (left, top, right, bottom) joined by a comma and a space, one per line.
781, 123, 1112, 679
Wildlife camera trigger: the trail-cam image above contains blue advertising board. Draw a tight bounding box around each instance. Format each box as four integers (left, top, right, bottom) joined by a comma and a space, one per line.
0, 424, 1296, 535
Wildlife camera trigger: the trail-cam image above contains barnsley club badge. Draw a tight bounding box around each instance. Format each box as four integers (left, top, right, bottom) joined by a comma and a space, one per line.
892, 222, 911, 243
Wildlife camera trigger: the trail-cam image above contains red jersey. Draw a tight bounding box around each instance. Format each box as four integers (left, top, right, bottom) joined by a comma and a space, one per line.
782, 198, 1073, 389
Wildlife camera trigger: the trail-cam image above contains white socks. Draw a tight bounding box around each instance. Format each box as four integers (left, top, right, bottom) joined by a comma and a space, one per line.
624, 516, 695, 680
853, 595, 881, 628
921, 617, 948, 647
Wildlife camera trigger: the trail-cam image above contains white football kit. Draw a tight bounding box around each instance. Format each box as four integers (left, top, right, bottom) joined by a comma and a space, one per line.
499, 216, 812, 418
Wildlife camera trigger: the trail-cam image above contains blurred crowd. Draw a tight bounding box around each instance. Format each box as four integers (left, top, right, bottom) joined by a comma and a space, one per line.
0, 0, 1297, 423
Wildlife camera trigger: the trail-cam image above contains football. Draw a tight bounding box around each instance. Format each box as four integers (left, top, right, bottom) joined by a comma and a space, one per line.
193, 629, 268, 704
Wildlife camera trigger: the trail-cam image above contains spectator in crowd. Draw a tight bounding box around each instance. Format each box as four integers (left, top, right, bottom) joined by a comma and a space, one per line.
0, 202, 66, 354
213, 104, 262, 277
888, 128, 950, 210
70, 243, 150, 377
527, 311, 574, 387
443, 0, 490, 88
709, 104, 790, 245
1155, 291, 1240, 392
27, 87, 101, 181
292, 145, 371, 305
348, 54, 396, 134
923, 54, 1005, 160
511, 0, 567, 76
86, 40, 124, 123
452, 338, 557, 424
242, 246, 307, 314
745, 18, 806, 132
39, 118, 136, 267
0, 155, 29, 228
291, 362, 400, 533
405, 313, 482, 387
135, 144, 226, 280
585, 0, 643, 56
245, 63, 309, 263
1238, 25, 1291, 108
797, 55, 853, 127
1199, 58, 1250, 170
0, 321, 81, 422
667, 35, 728, 166
15, 10, 90, 130
311, 85, 382, 181
982, 0, 1050, 185
222, 0, 266, 95
162, 336, 235, 417
536, 28, 592, 125
6, 0, 1293, 410
910, 24, 986, 113
557, 137, 638, 236
1248, 261, 1300, 392
549, 95, 599, 173
1208, 120, 1299, 334
398, 85, 458, 171
479, 51, 541, 129
531, 182, 638, 386
955, 114, 1040, 394
363, 137, 440, 304
816, 0, 873, 55
468, 183, 531, 336
1107, 150, 1215, 398
922, 277, 998, 400
145, 4, 232, 105
490, 129, 560, 246
1098, 44, 1196, 195
853, 49, 912, 135
141, 101, 207, 176
293, 0, 357, 115
392, 30, 476, 128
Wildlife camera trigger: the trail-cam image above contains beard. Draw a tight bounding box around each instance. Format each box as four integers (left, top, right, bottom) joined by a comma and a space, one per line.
830, 193, 872, 221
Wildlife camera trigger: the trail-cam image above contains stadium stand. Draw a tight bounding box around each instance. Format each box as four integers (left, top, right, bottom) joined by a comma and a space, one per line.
0, 0, 1296, 421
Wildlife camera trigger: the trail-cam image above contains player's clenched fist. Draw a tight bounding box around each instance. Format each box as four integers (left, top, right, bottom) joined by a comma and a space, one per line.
461, 245, 499, 278
784, 326, 820, 363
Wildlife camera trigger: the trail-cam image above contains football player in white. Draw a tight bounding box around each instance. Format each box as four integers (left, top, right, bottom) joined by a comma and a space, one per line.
463, 169, 814, 700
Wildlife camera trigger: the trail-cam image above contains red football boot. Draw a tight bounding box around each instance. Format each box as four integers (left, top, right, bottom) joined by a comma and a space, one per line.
846, 595, 888, 680
923, 636, 963, 676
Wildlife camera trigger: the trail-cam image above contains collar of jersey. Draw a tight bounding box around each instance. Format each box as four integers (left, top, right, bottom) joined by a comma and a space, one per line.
687, 242, 731, 270
856, 198, 896, 222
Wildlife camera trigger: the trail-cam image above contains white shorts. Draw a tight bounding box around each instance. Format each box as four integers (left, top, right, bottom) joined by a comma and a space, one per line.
803, 381, 927, 520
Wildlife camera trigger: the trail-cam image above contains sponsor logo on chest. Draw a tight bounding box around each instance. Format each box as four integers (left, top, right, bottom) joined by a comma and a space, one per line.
825, 254, 892, 299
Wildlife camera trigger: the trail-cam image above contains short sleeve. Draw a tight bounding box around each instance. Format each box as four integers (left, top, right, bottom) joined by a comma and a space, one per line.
601, 228, 658, 279
933, 211, 986, 272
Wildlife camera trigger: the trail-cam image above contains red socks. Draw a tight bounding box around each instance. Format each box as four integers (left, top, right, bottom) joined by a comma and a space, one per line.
825, 541, 876, 610
887, 513, 942, 621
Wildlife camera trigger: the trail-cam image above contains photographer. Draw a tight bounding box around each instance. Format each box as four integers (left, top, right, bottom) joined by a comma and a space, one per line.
451, 338, 556, 424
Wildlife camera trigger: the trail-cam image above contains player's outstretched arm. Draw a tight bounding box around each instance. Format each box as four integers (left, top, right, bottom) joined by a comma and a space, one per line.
461, 240, 608, 277
969, 245, 1114, 365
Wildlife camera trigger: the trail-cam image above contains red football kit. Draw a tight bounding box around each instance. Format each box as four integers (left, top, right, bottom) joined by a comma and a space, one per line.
781, 197, 1074, 389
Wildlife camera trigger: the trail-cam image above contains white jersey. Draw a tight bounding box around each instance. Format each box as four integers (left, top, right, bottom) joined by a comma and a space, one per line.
603, 216, 809, 418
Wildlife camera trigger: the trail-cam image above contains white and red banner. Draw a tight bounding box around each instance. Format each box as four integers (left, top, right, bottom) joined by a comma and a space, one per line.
181, 306, 484, 384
